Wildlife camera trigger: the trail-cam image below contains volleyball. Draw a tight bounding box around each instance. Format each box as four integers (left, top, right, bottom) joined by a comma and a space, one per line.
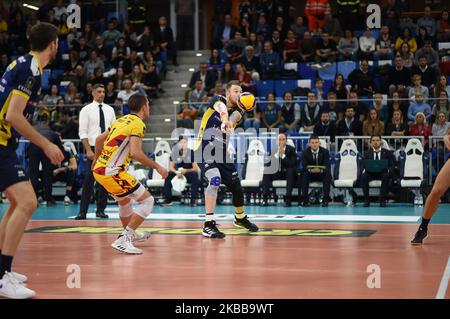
237, 92, 256, 112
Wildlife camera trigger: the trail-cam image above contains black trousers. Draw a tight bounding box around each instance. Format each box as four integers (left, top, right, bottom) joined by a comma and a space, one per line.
79, 156, 107, 214
300, 171, 331, 199
361, 171, 389, 202
163, 171, 199, 202
54, 169, 78, 201
29, 147, 53, 201
262, 168, 296, 199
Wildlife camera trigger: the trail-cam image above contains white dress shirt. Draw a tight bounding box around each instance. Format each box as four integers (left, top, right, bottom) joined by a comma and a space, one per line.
78, 101, 116, 146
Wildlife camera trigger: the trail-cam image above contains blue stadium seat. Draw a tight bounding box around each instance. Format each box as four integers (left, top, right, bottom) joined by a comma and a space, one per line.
337, 61, 357, 79
318, 62, 337, 81
256, 80, 275, 97
50, 69, 65, 84
298, 63, 317, 80
58, 39, 69, 55
41, 69, 51, 91
371, 29, 380, 39
274, 79, 297, 97
323, 80, 333, 94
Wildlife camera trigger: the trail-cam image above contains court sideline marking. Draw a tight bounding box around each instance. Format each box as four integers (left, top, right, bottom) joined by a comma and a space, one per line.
436, 255, 450, 299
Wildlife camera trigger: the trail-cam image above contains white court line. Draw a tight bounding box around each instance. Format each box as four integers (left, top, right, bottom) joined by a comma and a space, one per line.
436, 256, 450, 299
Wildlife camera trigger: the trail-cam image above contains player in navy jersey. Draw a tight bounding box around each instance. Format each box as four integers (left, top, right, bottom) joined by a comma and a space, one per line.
0, 22, 64, 299
194, 80, 259, 238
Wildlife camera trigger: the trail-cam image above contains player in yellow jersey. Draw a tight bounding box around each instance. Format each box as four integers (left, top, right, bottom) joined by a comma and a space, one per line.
93, 93, 168, 254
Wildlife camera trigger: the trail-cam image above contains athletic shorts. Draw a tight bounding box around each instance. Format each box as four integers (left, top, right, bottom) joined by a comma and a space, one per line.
198, 161, 240, 186
0, 148, 29, 192
93, 169, 145, 201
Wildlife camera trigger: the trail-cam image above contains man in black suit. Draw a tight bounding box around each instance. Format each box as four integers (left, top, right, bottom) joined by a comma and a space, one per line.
212, 14, 237, 49
261, 133, 297, 207
189, 63, 217, 92
153, 16, 179, 66
313, 110, 336, 143
336, 106, 363, 136
299, 135, 332, 207
361, 135, 394, 207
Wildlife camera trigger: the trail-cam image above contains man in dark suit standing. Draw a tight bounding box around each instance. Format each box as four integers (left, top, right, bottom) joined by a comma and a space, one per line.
189, 63, 217, 93
300, 135, 332, 207
361, 135, 394, 207
153, 16, 179, 66
261, 133, 297, 207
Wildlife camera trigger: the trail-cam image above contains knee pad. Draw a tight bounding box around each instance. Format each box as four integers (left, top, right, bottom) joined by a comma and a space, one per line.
134, 195, 154, 219
230, 181, 244, 207
205, 168, 221, 196
119, 201, 133, 218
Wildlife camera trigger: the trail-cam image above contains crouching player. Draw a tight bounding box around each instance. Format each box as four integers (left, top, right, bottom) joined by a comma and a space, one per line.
92, 93, 168, 254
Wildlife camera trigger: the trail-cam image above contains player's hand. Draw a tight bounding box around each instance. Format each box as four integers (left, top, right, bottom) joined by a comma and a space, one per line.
157, 166, 169, 179
444, 134, 450, 151
86, 149, 95, 161
221, 121, 234, 135
44, 143, 65, 165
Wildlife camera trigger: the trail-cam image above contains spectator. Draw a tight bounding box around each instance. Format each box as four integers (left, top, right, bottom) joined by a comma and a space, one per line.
305, 0, 331, 32
314, 110, 336, 143
113, 67, 125, 91
189, 62, 217, 92
386, 109, 408, 137
384, 9, 400, 38
64, 81, 81, 105
117, 78, 136, 104
43, 85, 62, 108
212, 14, 236, 49
411, 55, 438, 89
141, 51, 161, 78
359, 28, 376, 60
311, 77, 325, 106
260, 40, 281, 80
408, 74, 429, 102
414, 40, 439, 70
416, 6, 436, 38
254, 14, 270, 44
58, 109, 79, 140
234, 63, 254, 93
396, 42, 414, 69
160, 136, 200, 206
104, 81, 117, 105
261, 92, 281, 130
363, 108, 385, 137
323, 91, 344, 123
92, 35, 107, 60
83, 24, 97, 48
52, 143, 79, 205
122, 49, 142, 75
388, 56, 411, 96
416, 26, 433, 50
431, 91, 450, 123
238, 0, 253, 22
407, 91, 432, 123
315, 32, 338, 63
374, 25, 395, 61
348, 60, 376, 96
73, 36, 91, 62
298, 31, 315, 62
435, 75, 450, 99
347, 90, 369, 122
57, 13, 70, 39
122, 22, 138, 48
102, 19, 121, 56
283, 30, 299, 62
261, 133, 297, 207
270, 30, 283, 55
248, 32, 262, 57
212, 81, 225, 96
92, 68, 107, 87
322, 12, 342, 39
208, 48, 226, 72
136, 25, 154, 53
188, 79, 206, 110
291, 16, 307, 39
388, 91, 407, 122
111, 37, 131, 68
137, 64, 162, 98
67, 27, 82, 51
299, 135, 332, 207
437, 10, 450, 42
238, 45, 261, 82
177, 101, 198, 129
409, 112, 432, 147
361, 135, 394, 207
432, 111, 450, 137
280, 91, 301, 133
337, 105, 363, 136
238, 17, 251, 39
224, 31, 247, 62
337, 30, 359, 61
219, 62, 235, 83
274, 15, 288, 39
301, 92, 321, 132
82, 83, 94, 104
330, 73, 348, 102
395, 27, 417, 54
85, 50, 105, 80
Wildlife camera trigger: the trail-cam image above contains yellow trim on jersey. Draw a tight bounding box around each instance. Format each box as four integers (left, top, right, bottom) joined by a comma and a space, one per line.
12, 89, 31, 100
194, 107, 215, 151
29, 51, 43, 75
0, 91, 13, 146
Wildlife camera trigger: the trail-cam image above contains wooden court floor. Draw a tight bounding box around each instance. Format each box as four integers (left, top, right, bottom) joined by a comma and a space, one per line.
7, 219, 450, 299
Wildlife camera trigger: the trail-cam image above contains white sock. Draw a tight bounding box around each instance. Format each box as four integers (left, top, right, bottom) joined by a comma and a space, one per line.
123, 226, 136, 237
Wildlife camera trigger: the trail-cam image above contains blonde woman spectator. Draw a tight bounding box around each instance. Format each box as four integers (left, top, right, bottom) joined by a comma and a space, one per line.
363, 108, 385, 136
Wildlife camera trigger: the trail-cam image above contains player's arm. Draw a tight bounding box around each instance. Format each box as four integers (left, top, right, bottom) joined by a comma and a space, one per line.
444, 131, 450, 151
78, 108, 94, 160
6, 93, 64, 164
229, 110, 243, 128
213, 101, 234, 133
130, 136, 168, 179
93, 129, 109, 163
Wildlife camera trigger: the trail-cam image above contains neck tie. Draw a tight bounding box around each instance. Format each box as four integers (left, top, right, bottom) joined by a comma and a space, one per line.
313, 152, 318, 165
99, 104, 105, 133
375, 152, 379, 161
